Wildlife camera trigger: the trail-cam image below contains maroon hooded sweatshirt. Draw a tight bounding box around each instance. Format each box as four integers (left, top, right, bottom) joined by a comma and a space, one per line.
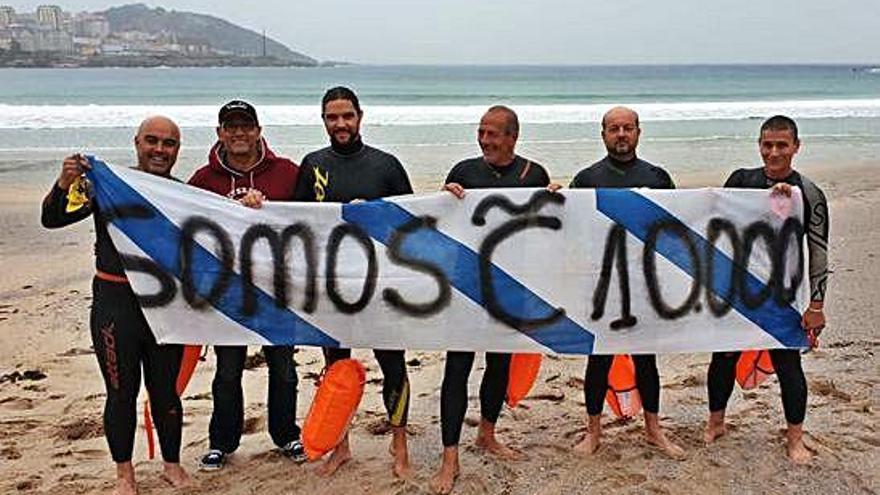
188, 137, 299, 200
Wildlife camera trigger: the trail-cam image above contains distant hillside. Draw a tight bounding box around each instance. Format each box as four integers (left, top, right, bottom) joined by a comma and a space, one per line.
103, 3, 318, 66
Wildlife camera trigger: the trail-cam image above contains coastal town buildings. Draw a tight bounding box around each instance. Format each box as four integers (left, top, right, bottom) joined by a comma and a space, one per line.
0, 5, 215, 58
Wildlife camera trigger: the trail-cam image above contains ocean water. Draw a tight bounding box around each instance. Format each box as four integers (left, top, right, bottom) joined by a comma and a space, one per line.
0, 65, 878, 186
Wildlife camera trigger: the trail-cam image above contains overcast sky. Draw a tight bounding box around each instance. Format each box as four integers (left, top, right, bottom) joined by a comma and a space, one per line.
6, 0, 880, 65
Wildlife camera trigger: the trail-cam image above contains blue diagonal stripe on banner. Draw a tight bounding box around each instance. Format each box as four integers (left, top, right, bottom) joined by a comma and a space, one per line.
87, 158, 338, 347
343, 200, 596, 354
595, 189, 806, 348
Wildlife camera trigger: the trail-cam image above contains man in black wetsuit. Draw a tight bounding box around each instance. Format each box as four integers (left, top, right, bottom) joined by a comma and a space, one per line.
569, 106, 685, 459
294, 86, 414, 478
704, 115, 828, 464
432, 105, 559, 495
41, 116, 191, 495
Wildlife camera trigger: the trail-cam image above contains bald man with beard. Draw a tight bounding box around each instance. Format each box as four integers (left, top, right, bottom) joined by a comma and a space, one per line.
569, 107, 685, 460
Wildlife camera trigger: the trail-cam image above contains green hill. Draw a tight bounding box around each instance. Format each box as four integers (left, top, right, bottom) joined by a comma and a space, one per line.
103, 3, 318, 66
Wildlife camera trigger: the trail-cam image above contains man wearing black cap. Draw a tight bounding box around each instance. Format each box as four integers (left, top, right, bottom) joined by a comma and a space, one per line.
189, 100, 306, 470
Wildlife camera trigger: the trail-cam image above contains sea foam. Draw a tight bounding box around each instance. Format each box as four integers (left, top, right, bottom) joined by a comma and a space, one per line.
1, 99, 879, 129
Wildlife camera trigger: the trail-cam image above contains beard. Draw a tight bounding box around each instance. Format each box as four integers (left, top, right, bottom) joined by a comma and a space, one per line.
606, 139, 636, 160
329, 131, 363, 155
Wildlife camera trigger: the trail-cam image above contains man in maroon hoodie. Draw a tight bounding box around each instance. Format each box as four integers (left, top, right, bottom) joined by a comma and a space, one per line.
188, 100, 306, 470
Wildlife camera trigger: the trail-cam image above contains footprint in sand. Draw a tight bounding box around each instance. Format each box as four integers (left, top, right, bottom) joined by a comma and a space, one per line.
184, 436, 208, 449
643, 483, 672, 494
529, 390, 566, 402
664, 374, 704, 390
365, 418, 392, 435
562, 427, 585, 440
52, 449, 73, 459
521, 441, 570, 455
242, 415, 266, 435
14, 476, 42, 492
55, 418, 104, 441
1, 445, 22, 460
0, 397, 35, 410
57, 472, 100, 483
0, 369, 47, 384
810, 378, 853, 402
183, 391, 211, 401
455, 473, 490, 493
0, 304, 17, 319
71, 448, 106, 459
57, 347, 94, 357
600, 470, 646, 488
566, 376, 585, 389
857, 435, 880, 447
0, 419, 43, 440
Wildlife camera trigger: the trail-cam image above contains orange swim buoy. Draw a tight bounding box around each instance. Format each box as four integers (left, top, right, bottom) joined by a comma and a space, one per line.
302, 358, 366, 461
506, 353, 542, 408
176, 345, 202, 394
736, 350, 775, 390
605, 354, 642, 418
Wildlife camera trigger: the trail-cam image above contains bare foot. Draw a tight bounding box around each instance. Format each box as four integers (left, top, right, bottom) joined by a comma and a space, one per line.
572, 431, 601, 457
703, 420, 727, 444
315, 444, 352, 477
787, 440, 813, 464
112, 478, 138, 495
574, 415, 602, 457
474, 420, 526, 460
474, 434, 526, 460
786, 429, 814, 464
161, 463, 192, 488
393, 454, 413, 479
704, 412, 727, 444
114, 462, 137, 495
645, 429, 686, 460
390, 427, 413, 478
704, 422, 726, 444
430, 461, 459, 493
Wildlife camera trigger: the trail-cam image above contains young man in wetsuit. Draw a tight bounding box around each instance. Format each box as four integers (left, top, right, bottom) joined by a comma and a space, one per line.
569, 106, 685, 459
41, 116, 191, 495
430, 105, 559, 494
294, 86, 414, 478
189, 101, 307, 470
704, 115, 828, 464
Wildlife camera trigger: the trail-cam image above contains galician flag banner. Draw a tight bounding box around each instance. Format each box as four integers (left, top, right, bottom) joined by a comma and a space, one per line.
86, 157, 809, 355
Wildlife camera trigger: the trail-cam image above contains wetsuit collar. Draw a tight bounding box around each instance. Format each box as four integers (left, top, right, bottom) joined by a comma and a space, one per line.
607, 155, 638, 175
763, 167, 796, 182
483, 155, 518, 178
331, 135, 365, 156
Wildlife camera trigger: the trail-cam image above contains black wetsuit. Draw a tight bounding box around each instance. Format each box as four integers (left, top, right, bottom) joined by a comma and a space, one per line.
295, 137, 413, 427
707, 168, 829, 425
41, 182, 184, 464
569, 156, 674, 416
441, 155, 550, 447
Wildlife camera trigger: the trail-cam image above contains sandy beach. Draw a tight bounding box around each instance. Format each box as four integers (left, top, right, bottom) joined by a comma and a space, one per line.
1, 161, 878, 495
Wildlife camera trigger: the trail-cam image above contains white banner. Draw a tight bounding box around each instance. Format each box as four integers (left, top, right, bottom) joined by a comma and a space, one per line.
87, 158, 809, 355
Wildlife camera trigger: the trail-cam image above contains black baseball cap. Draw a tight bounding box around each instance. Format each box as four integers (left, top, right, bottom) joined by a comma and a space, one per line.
219, 100, 259, 126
